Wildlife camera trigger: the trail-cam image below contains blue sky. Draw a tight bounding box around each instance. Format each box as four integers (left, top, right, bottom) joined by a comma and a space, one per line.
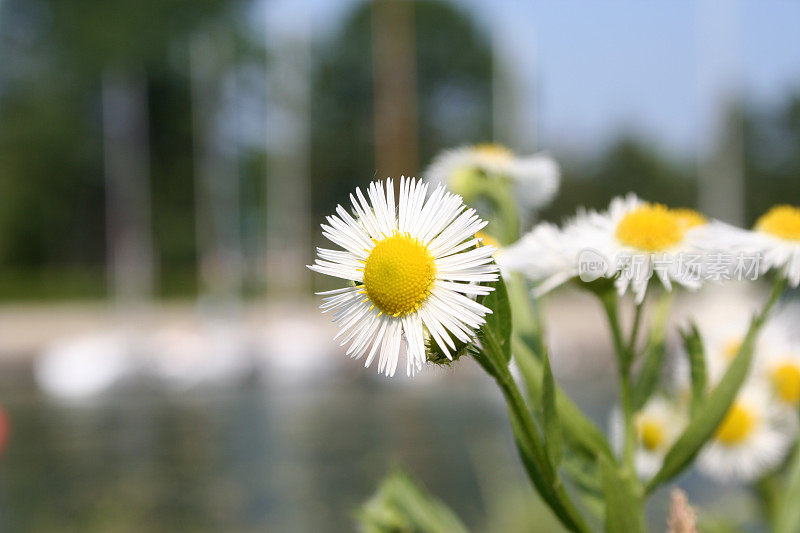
261, 0, 800, 156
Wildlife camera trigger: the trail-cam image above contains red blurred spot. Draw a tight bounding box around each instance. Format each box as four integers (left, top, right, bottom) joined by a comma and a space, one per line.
0, 406, 10, 455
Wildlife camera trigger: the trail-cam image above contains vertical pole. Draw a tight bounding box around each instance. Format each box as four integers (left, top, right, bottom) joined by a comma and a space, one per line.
265, 4, 312, 298
371, 0, 418, 177
190, 32, 243, 302
697, 0, 745, 225
102, 67, 155, 306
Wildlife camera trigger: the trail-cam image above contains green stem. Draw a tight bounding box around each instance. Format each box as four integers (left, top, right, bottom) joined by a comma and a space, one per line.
775, 426, 800, 533
512, 336, 616, 462
600, 293, 637, 478
483, 182, 520, 246
627, 299, 645, 356
478, 328, 591, 533
754, 276, 787, 328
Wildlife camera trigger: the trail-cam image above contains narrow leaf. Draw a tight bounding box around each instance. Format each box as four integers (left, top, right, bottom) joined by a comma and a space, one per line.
479, 277, 512, 363
542, 349, 564, 468
682, 322, 707, 417
646, 316, 758, 492
514, 336, 615, 461
356, 468, 469, 533
632, 292, 673, 410
775, 438, 800, 533
632, 339, 665, 411
599, 456, 646, 533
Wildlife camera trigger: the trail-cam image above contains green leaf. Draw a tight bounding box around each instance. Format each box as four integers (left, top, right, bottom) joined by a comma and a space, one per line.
562, 454, 602, 497
356, 468, 469, 533
425, 331, 470, 365
632, 338, 665, 411
774, 437, 800, 533
682, 322, 707, 418
513, 337, 615, 462
542, 349, 564, 468
479, 277, 512, 364
632, 291, 672, 410
599, 455, 646, 533
646, 316, 759, 493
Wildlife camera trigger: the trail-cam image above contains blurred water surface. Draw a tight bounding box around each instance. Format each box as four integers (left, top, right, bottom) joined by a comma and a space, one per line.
0, 359, 532, 532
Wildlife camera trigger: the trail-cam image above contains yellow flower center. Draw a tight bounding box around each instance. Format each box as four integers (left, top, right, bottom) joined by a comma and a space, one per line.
771, 361, 800, 404
476, 231, 500, 250
637, 417, 665, 451
363, 233, 436, 317
615, 203, 684, 251
474, 143, 513, 163
671, 208, 707, 229
715, 402, 756, 445
723, 338, 743, 361
756, 205, 800, 241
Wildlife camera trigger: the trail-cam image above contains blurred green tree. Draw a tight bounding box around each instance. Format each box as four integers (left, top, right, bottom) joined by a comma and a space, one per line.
0, 0, 253, 298
309, 0, 494, 221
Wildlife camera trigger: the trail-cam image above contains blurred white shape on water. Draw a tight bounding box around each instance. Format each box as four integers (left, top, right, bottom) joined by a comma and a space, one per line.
35, 332, 140, 400
258, 314, 337, 383
147, 323, 256, 390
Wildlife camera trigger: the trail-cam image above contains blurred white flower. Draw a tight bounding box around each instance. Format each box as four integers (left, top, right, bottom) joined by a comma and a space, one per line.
697, 385, 792, 482
610, 396, 687, 479
308, 177, 498, 377
745, 206, 800, 286
671, 284, 764, 391
752, 305, 800, 413
425, 144, 560, 210
495, 221, 583, 295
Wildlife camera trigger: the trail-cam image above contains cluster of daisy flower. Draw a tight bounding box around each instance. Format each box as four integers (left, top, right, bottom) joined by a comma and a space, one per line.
498, 194, 800, 303
310, 144, 800, 532
623, 299, 800, 484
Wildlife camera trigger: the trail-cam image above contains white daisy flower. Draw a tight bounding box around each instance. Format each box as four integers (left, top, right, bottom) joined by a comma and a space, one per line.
425, 144, 560, 210
567, 195, 709, 303
697, 385, 792, 482
308, 178, 499, 377
671, 285, 764, 390
500, 195, 710, 302
610, 396, 687, 479
496, 221, 588, 296
746, 205, 800, 286
752, 305, 800, 413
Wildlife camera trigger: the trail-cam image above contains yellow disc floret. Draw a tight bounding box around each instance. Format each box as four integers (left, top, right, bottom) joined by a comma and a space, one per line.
616, 203, 684, 251
756, 205, 800, 241
476, 231, 500, 250
715, 402, 756, 445
474, 143, 513, 163
723, 338, 743, 361
363, 233, 436, 317
672, 208, 707, 230
637, 417, 665, 451
771, 361, 800, 404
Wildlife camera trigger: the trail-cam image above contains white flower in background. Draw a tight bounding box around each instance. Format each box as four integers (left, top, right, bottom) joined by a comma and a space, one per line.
496, 221, 587, 295
567, 194, 709, 303
697, 385, 792, 482
309, 178, 499, 377
610, 396, 687, 479
708, 205, 800, 287
425, 144, 560, 210
752, 305, 800, 413
747, 205, 800, 286
671, 284, 765, 390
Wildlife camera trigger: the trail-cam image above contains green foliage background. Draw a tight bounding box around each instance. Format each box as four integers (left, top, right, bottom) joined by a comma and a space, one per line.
1, 0, 799, 299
